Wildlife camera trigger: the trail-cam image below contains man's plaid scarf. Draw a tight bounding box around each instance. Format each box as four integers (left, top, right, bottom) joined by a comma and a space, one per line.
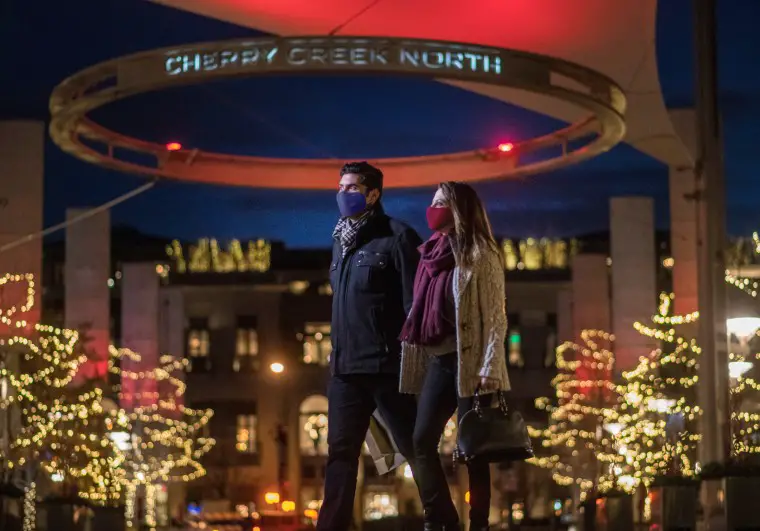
333, 208, 374, 257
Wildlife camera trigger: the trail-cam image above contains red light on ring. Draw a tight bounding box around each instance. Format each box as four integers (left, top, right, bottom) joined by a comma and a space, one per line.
498, 142, 514, 153
166, 142, 182, 151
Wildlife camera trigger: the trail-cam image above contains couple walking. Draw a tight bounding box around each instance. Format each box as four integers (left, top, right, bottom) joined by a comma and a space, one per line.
320, 161, 510, 531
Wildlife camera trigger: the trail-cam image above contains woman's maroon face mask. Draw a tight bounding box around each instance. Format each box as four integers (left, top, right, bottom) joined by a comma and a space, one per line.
426, 206, 454, 232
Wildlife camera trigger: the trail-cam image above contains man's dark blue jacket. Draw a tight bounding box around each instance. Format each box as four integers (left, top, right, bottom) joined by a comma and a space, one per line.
329, 208, 422, 375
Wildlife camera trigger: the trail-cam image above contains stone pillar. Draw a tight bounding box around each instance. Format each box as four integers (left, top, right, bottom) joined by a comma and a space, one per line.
0, 120, 44, 469
159, 288, 188, 524
571, 254, 611, 338
0, 121, 44, 326
668, 109, 699, 315
158, 288, 185, 409
610, 197, 657, 373
158, 288, 184, 358
65, 209, 110, 382
121, 263, 160, 411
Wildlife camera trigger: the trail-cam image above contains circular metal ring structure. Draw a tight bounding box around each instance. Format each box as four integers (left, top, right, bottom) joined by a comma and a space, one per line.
49, 36, 627, 189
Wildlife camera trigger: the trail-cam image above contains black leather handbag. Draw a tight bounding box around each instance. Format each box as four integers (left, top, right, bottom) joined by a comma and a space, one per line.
454, 390, 534, 463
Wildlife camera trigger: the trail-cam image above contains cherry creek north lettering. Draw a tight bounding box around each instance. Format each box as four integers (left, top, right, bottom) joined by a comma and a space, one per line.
164, 42, 502, 77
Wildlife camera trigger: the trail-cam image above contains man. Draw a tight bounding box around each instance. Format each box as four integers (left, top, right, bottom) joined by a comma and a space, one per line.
318, 161, 422, 531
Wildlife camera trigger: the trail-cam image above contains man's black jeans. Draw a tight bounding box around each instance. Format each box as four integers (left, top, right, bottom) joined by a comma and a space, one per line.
413, 353, 492, 528
317, 374, 420, 531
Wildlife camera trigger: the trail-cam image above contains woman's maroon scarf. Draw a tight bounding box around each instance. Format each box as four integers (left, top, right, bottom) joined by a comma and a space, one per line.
399, 232, 456, 346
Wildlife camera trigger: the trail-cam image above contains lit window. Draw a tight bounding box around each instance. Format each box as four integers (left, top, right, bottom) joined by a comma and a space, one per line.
508, 330, 524, 367
187, 318, 210, 372
302, 323, 331, 366
300, 395, 328, 456
502, 240, 518, 271
363, 493, 398, 521
520, 238, 543, 270
188, 331, 209, 357
234, 316, 259, 372
236, 414, 257, 454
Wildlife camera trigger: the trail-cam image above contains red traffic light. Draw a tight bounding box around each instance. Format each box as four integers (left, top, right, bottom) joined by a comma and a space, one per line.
166, 142, 182, 151
497, 142, 514, 153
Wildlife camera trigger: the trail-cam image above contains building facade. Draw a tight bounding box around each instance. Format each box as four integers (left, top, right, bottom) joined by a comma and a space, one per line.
41, 229, 642, 527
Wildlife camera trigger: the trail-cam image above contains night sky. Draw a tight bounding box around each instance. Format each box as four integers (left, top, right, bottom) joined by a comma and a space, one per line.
1, 0, 759, 247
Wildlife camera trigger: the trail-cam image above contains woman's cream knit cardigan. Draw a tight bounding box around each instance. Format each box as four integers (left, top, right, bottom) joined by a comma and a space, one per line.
399, 246, 510, 397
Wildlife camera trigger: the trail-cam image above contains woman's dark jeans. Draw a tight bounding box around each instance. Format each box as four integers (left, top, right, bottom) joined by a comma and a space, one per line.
413, 352, 492, 528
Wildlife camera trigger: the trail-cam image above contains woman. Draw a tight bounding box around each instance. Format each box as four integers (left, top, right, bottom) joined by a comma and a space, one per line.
399, 181, 510, 531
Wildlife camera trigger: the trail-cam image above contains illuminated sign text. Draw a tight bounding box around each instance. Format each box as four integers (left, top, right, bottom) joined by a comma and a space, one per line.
166, 238, 271, 274
164, 38, 502, 78
502, 238, 579, 271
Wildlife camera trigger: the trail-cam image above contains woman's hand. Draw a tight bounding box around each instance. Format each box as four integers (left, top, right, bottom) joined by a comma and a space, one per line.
479, 376, 499, 392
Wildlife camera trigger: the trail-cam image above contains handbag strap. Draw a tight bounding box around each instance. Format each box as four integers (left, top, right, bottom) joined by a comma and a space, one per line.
473, 389, 509, 416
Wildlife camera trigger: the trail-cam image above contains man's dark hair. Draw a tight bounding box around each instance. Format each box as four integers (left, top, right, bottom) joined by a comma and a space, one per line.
340, 161, 384, 197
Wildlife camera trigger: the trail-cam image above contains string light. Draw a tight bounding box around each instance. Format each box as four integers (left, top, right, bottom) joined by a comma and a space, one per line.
22, 482, 36, 531
125, 483, 137, 528
145, 483, 157, 531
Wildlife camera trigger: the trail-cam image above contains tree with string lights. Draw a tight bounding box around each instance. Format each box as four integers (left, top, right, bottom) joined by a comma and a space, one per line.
615, 292, 701, 488
109, 346, 215, 529
529, 329, 623, 499
0, 273, 131, 531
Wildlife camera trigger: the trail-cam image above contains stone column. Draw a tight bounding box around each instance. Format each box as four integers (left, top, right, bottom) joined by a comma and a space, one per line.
159, 288, 188, 525
0, 121, 44, 326
0, 121, 44, 469
571, 254, 611, 338
668, 109, 699, 316
158, 288, 185, 409
610, 197, 657, 373
121, 263, 160, 411
65, 209, 110, 382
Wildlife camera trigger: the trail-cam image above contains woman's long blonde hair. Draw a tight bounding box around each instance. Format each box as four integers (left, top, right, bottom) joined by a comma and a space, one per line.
438, 181, 498, 267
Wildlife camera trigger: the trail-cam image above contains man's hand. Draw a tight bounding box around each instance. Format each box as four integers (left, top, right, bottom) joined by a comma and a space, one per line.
479, 376, 499, 392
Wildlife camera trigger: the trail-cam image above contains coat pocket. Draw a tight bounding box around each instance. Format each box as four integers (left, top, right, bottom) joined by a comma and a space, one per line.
355, 251, 389, 292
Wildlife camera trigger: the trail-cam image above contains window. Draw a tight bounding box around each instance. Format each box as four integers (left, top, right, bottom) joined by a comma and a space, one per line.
364, 492, 398, 520
300, 395, 328, 456
508, 330, 524, 368
187, 318, 210, 372
301, 323, 331, 366
234, 316, 259, 372
236, 414, 258, 454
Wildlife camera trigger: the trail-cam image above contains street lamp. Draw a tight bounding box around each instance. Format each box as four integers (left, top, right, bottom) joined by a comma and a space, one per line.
270, 362, 285, 374
726, 317, 759, 377
726, 317, 760, 343
728, 361, 753, 379
726, 317, 759, 456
